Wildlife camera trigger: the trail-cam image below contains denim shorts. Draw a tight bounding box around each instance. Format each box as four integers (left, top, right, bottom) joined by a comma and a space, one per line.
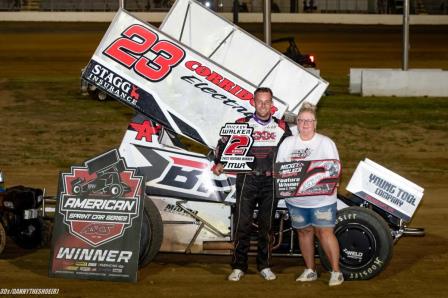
286, 203, 337, 229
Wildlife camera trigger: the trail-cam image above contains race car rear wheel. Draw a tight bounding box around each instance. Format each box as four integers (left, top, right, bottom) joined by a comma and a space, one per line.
0, 222, 6, 255
318, 206, 393, 280
139, 196, 163, 268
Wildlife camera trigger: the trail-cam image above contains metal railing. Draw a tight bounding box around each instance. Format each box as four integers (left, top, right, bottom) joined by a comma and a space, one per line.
0, 0, 446, 14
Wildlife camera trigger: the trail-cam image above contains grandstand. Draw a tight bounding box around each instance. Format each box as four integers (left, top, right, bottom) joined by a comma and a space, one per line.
0, 0, 446, 13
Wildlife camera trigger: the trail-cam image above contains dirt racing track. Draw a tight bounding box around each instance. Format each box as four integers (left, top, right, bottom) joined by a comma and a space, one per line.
0, 22, 448, 297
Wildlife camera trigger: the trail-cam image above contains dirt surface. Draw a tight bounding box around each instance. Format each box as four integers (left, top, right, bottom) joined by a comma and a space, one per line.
0, 22, 447, 297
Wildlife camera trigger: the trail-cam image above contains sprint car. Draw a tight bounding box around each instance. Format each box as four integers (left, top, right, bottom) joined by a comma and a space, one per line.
120, 114, 424, 280
71, 159, 131, 198
74, 0, 424, 281
0, 186, 52, 255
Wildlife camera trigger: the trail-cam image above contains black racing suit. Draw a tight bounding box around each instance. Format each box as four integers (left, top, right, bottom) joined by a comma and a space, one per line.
214, 114, 291, 272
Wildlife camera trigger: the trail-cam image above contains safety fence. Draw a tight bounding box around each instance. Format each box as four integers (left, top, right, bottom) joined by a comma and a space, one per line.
0, 0, 447, 14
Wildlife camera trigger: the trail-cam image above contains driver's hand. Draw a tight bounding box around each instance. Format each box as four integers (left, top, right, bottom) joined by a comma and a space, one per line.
212, 163, 225, 176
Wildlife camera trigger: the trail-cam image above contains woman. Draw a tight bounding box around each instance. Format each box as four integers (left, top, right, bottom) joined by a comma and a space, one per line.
276, 102, 343, 286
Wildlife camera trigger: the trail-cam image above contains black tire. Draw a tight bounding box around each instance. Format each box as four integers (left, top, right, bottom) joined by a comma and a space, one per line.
0, 222, 6, 255
40, 219, 53, 248
13, 218, 45, 249
318, 206, 393, 280
138, 197, 163, 268
97, 91, 107, 101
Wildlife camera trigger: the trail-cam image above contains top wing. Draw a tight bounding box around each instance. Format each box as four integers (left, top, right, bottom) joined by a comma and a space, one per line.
82, 9, 288, 149
160, 0, 329, 113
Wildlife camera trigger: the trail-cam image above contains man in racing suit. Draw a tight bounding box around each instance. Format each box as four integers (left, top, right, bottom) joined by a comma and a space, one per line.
212, 87, 291, 281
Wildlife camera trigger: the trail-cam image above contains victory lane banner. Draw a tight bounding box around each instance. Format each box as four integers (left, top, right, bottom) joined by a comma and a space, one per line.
49, 149, 145, 282
275, 159, 341, 198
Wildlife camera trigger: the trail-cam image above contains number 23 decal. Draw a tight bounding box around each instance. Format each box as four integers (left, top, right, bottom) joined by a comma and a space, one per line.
103, 24, 185, 82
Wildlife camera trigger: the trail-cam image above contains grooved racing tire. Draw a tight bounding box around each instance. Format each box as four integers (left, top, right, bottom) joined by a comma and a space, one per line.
139, 197, 163, 268
0, 222, 6, 255
40, 219, 53, 248
318, 206, 393, 280
13, 218, 45, 249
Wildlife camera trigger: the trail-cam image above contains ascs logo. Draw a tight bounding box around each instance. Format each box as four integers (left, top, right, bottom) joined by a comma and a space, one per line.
59, 150, 143, 247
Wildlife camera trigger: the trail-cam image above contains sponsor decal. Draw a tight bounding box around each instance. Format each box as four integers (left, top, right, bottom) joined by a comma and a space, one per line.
368, 173, 417, 208
60, 156, 140, 246
346, 159, 423, 222
163, 203, 199, 217
275, 160, 341, 198
180, 75, 252, 117
129, 120, 161, 142
50, 149, 144, 282
182, 60, 278, 114
349, 257, 384, 280
146, 149, 234, 200
219, 123, 255, 172
84, 61, 142, 105
253, 130, 276, 141
290, 148, 312, 160
183, 60, 278, 114
343, 248, 364, 260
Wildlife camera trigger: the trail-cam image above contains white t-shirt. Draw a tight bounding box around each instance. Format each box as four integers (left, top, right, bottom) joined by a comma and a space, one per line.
276, 133, 340, 208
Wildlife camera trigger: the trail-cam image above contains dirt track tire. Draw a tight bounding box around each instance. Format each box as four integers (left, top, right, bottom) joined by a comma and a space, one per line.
318, 206, 393, 280
0, 222, 6, 255
139, 197, 163, 268
13, 218, 45, 249
40, 219, 53, 248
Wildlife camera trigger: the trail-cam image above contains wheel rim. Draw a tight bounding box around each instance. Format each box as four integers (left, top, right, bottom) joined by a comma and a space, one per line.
111, 186, 120, 196
335, 222, 377, 269
98, 91, 107, 101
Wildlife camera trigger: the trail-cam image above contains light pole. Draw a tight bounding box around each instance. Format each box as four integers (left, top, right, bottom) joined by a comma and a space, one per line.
402, 0, 410, 70
263, 0, 271, 45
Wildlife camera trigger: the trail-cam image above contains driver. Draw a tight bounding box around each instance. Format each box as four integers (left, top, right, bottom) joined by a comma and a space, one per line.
212, 87, 291, 281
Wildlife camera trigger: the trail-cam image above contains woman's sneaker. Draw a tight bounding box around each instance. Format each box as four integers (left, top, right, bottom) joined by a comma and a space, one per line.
228, 269, 244, 281
296, 268, 318, 282
329, 271, 344, 286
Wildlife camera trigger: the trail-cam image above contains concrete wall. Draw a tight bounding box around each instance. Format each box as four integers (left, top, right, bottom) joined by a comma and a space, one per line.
350, 68, 444, 94
357, 69, 448, 97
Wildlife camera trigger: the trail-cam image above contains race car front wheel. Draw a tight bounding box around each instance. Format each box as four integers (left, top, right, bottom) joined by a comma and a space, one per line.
139, 196, 163, 268
13, 218, 46, 249
318, 206, 393, 280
